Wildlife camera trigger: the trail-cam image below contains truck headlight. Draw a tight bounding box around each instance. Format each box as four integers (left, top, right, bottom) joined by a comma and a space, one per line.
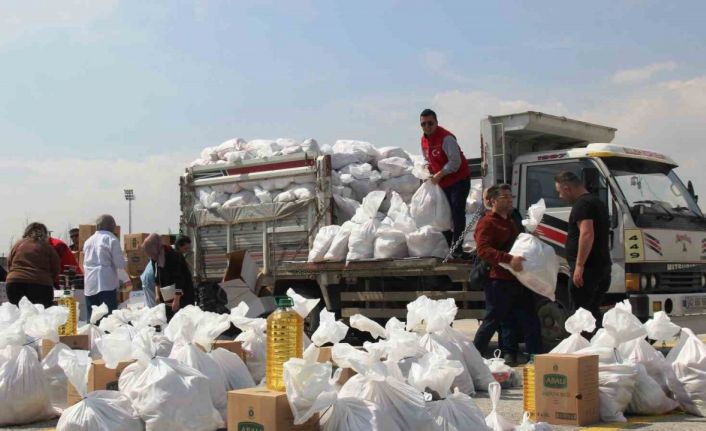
651, 274, 657, 288
640, 275, 648, 289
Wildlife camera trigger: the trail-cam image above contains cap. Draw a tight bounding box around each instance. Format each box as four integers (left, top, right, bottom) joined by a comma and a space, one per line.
276, 296, 294, 308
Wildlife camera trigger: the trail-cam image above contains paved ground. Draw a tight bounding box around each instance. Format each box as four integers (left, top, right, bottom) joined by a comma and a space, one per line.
3, 319, 706, 431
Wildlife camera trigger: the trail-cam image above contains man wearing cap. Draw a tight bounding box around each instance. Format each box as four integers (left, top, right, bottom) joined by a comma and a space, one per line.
420, 108, 471, 258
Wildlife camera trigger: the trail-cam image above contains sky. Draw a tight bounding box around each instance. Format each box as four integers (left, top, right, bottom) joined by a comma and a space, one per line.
1, 0, 706, 254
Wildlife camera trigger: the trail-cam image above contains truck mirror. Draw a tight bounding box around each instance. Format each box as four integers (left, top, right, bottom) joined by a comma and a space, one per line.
688, 180, 699, 203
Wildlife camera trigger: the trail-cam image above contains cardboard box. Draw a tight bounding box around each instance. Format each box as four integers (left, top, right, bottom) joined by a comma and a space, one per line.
317, 346, 358, 385
124, 233, 150, 251
79, 224, 121, 251
222, 250, 259, 292
197, 340, 246, 361
41, 334, 90, 359
535, 353, 600, 427
161, 234, 176, 246
67, 360, 135, 406
126, 250, 150, 277
227, 388, 319, 431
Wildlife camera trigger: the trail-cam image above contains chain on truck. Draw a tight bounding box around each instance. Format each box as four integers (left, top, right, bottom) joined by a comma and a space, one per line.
180, 111, 706, 344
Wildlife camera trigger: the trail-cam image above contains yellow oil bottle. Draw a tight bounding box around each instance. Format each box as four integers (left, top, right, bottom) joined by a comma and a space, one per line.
58, 289, 78, 336
523, 355, 536, 419
266, 296, 303, 391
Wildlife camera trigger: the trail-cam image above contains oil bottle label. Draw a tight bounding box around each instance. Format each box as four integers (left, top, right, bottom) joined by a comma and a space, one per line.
543, 374, 568, 389
238, 422, 264, 431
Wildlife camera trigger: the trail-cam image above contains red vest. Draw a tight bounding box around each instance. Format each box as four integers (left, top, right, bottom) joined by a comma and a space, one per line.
421, 126, 470, 188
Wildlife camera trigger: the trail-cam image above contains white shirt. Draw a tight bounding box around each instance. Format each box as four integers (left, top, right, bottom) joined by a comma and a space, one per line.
83, 230, 127, 296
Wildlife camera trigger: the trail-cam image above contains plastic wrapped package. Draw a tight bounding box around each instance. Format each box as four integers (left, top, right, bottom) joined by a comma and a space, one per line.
223, 190, 258, 208
500, 233, 558, 301
347, 219, 379, 261
374, 227, 408, 259
230, 303, 268, 382
466, 183, 484, 214
332, 153, 365, 170
550, 308, 595, 354
410, 181, 452, 232
292, 183, 316, 200
78, 303, 109, 359
485, 350, 514, 389
308, 225, 342, 263
0, 322, 56, 426
666, 328, 706, 416
377, 157, 412, 177
320, 397, 392, 431
225, 150, 257, 164
386, 192, 417, 234
407, 226, 449, 258
119, 328, 224, 431
97, 328, 134, 369
485, 382, 516, 431
342, 163, 374, 179
333, 140, 379, 164
56, 349, 142, 431
407, 352, 464, 398
274, 189, 297, 203
618, 337, 677, 398
325, 221, 355, 261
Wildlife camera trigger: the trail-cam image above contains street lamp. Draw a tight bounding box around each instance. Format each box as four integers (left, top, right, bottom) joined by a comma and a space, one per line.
124, 189, 135, 234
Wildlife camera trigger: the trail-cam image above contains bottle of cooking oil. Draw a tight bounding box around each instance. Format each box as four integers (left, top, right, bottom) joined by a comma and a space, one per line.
266, 296, 303, 391
523, 355, 536, 420
58, 289, 78, 336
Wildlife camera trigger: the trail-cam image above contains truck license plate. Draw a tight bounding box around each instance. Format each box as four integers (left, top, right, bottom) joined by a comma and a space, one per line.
685, 295, 706, 310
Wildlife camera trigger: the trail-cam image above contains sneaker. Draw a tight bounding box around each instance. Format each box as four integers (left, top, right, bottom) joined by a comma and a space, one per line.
503, 353, 518, 367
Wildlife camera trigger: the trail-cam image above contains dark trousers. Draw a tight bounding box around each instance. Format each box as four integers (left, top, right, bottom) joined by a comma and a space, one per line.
6, 282, 54, 308
473, 279, 543, 356
569, 264, 611, 325
442, 177, 471, 254
85, 289, 118, 322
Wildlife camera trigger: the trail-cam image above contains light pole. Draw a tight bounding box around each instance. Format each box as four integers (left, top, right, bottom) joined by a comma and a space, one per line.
124, 189, 135, 234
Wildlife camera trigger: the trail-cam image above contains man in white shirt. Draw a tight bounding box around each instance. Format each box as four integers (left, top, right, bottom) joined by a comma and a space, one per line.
82, 214, 128, 320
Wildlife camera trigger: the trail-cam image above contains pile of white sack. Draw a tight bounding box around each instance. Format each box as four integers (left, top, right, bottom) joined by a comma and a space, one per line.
309, 186, 453, 262
283, 294, 554, 431
552, 303, 706, 422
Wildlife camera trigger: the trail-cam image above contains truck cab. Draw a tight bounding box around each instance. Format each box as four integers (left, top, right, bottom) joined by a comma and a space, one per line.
480, 112, 706, 337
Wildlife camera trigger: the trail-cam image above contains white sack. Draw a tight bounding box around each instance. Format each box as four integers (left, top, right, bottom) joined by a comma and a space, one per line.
550, 308, 595, 354
422, 389, 490, 431
442, 327, 496, 392
347, 219, 379, 261
375, 146, 409, 162
320, 397, 392, 431
0, 344, 55, 426
408, 352, 464, 398
334, 195, 361, 224
215, 137, 247, 159
381, 174, 421, 195
485, 382, 516, 431
377, 157, 412, 177
514, 411, 553, 431
311, 309, 349, 346
254, 187, 273, 204
308, 225, 341, 263
645, 311, 681, 342
350, 314, 387, 340
223, 190, 258, 208
407, 226, 449, 258
324, 221, 355, 261
598, 363, 638, 422
626, 363, 679, 415
333, 140, 378, 164
500, 233, 558, 301
666, 328, 706, 416
374, 227, 408, 259
42, 343, 72, 408
410, 181, 452, 232
210, 348, 255, 391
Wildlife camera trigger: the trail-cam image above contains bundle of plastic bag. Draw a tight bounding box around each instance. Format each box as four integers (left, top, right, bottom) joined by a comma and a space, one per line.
408, 297, 476, 395
309, 225, 342, 262
333, 140, 379, 165
56, 348, 142, 431
347, 192, 386, 261
339, 358, 432, 430
410, 180, 452, 232
350, 176, 382, 202
666, 327, 706, 416
77, 303, 109, 359
485, 382, 516, 431
550, 308, 595, 354
312, 309, 349, 346
0, 320, 56, 426
246, 139, 283, 158
645, 311, 681, 342
514, 412, 553, 431
119, 327, 224, 431
407, 226, 449, 258
166, 307, 230, 421
230, 303, 268, 383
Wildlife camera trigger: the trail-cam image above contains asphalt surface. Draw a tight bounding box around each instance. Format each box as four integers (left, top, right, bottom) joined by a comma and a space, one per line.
3, 319, 706, 431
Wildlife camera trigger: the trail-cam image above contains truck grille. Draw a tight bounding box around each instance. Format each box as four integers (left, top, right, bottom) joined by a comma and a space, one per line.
658, 272, 702, 291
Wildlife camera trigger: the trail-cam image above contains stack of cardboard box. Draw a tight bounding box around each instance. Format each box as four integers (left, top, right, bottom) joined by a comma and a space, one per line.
123, 233, 150, 277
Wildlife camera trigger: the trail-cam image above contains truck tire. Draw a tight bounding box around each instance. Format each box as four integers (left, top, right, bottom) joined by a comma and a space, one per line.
536, 277, 571, 350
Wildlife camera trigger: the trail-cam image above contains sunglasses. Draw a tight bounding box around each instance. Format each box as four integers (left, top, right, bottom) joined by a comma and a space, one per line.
420, 121, 435, 127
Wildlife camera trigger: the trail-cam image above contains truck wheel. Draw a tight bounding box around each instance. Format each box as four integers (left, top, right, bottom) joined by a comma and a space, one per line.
537, 301, 569, 350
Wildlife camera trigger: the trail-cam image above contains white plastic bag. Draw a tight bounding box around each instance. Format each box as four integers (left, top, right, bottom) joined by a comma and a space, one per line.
223, 190, 258, 208
598, 363, 638, 422
376, 146, 409, 162
521, 199, 546, 233
550, 308, 595, 354
514, 411, 553, 431
410, 181, 452, 232
381, 174, 421, 195
500, 233, 558, 301
311, 309, 349, 346
325, 221, 355, 261
374, 226, 408, 259
387, 191, 417, 234
230, 304, 268, 383
421, 388, 490, 431
56, 348, 142, 431
119, 328, 224, 431
308, 225, 341, 263
485, 350, 514, 388
0, 323, 55, 426
334, 195, 361, 223
645, 311, 681, 342
485, 382, 516, 431
42, 342, 72, 408
78, 303, 109, 359
666, 328, 706, 416
347, 219, 379, 261
442, 327, 496, 392
284, 346, 339, 425
349, 314, 386, 340
254, 187, 273, 204
407, 226, 449, 258
210, 348, 255, 391
320, 397, 392, 431
626, 363, 679, 415
377, 157, 412, 177
408, 352, 464, 398
97, 329, 133, 369
215, 137, 247, 159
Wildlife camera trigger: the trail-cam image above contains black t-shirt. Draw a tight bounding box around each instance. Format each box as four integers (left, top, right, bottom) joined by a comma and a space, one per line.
566, 193, 611, 268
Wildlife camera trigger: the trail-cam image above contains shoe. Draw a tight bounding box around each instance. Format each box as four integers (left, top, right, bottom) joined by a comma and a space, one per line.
503, 353, 517, 367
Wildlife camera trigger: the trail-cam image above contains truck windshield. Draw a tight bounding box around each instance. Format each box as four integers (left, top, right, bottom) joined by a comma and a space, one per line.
603, 157, 704, 220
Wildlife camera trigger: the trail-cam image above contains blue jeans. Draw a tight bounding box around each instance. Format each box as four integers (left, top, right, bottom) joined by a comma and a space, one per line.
473, 279, 543, 356
85, 290, 118, 322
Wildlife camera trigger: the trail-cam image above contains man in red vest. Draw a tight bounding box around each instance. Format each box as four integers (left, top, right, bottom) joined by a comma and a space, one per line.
420, 108, 471, 258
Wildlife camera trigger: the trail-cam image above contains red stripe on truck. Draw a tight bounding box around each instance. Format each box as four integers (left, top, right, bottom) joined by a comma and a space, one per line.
535, 223, 567, 245
225, 158, 316, 175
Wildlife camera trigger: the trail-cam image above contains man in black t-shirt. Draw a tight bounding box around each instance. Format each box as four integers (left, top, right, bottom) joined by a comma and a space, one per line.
555, 171, 612, 324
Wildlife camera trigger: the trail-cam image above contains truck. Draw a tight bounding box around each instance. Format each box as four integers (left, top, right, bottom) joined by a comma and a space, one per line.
179, 111, 706, 342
